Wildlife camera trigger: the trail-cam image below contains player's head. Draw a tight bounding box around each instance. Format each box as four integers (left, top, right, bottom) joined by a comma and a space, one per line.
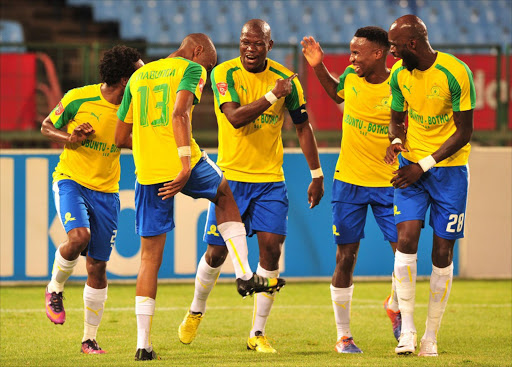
388, 14, 430, 71
99, 45, 143, 86
349, 26, 390, 78
176, 33, 217, 72
240, 19, 273, 73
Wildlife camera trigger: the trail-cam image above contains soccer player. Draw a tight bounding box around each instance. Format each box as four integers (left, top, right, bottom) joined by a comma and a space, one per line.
115, 33, 284, 361
385, 15, 475, 356
178, 19, 324, 354
301, 27, 401, 354
42, 45, 143, 354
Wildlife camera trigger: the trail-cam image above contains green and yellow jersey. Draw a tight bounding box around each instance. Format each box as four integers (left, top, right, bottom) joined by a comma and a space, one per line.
50, 83, 121, 193
117, 57, 206, 185
335, 65, 397, 187
212, 57, 306, 183
390, 51, 476, 166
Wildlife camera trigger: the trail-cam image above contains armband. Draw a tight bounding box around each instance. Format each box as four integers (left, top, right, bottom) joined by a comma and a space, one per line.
417, 155, 436, 172
177, 146, 191, 158
264, 91, 278, 105
311, 167, 324, 179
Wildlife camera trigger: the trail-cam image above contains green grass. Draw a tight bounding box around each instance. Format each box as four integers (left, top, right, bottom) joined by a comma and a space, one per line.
1, 280, 511, 367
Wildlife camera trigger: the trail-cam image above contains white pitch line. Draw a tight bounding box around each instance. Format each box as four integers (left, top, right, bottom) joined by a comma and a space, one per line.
2, 303, 511, 313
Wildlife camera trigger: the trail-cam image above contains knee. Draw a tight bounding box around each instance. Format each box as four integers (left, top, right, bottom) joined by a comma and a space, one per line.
68, 228, 91, 250
432, 246, 453, 267
205, 246, 228, 268
397, 236, 417, 253
336, 249, 356, 268
260, 245, 282, 269
86, 258, 107, 287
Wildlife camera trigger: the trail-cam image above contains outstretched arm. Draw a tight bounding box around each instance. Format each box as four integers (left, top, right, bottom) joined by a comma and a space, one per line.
301, 36, 343, 104
222, 74, 298, 128
295, 120, 324, 208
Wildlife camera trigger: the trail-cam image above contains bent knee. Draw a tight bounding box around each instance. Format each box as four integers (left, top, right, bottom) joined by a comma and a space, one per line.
68, 228, 91, 249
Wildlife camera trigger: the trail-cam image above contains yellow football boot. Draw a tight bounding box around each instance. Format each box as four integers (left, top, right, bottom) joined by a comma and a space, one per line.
178, 311, 203, 344
247, 332, 277, 353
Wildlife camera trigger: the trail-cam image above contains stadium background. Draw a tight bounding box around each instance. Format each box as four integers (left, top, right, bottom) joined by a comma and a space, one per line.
0, 0, 510, 282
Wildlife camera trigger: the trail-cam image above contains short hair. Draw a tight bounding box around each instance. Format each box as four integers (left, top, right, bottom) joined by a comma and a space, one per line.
99, 45, 141, 85
354, 26, 390, 49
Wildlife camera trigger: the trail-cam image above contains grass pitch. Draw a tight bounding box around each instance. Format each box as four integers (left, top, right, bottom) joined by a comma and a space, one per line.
1, 280, 510, 367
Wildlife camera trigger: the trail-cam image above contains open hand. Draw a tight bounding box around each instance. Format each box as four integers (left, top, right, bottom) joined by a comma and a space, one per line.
301, 36, 324, 68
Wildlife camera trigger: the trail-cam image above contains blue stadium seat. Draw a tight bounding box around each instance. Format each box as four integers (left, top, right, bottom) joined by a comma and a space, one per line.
75, 0, 511, 53
0, 20, 26, 52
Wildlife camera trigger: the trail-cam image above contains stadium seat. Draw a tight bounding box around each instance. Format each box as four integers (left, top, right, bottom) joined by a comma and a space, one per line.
76, 0, 511, 52
0, 20, 26, 53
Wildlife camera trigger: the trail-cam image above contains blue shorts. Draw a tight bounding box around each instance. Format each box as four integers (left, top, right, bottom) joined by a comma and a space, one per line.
203, 181, 289, 245
135, 152, 223, 237
52, 179, 120, 262
394, 155, 469, 240
331, 179, 397, 244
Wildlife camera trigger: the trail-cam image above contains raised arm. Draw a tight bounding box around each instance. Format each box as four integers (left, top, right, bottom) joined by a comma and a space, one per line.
222, 74, 298, 128
301, 36, 343, 104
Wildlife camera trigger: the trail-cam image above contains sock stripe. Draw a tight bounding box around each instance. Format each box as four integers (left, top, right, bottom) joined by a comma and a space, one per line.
228, 238, 246, 275
440, 279, 450, 302
407, 265, 412, 283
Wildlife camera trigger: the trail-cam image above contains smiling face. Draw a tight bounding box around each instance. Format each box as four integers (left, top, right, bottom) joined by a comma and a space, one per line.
388, 27, 419, 71
239, 25, 273, 73
349, 36, 381, 78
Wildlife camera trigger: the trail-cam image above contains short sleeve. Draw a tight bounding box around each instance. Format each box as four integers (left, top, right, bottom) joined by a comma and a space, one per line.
177, 62, 206, 105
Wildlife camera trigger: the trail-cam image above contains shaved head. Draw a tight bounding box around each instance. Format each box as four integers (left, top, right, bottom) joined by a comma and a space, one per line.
241, 19, 271, 42
172, 33, 217, 71
389, 14, 429, 42
388, 14, 435, 71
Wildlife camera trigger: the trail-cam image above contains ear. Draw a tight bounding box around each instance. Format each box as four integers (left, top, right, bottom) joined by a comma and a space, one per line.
194, 45, 204, 57
408, 39, 417, 50
268, 39, 274, 52
120, 77, 129, 88
375, 48, 384, 60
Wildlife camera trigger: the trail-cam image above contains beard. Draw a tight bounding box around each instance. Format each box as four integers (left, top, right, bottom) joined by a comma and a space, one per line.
401, 50, 419, 71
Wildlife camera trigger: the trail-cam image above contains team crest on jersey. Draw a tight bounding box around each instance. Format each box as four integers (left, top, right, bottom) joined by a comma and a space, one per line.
375, 96, 391, 111
216, 82, 228, 96
427, 85, 445, 100
198, 78, 205, 93
55, 101, 64, 116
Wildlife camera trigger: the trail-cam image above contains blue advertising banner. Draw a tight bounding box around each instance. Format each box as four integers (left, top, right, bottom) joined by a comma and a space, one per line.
0, 150, 457, 281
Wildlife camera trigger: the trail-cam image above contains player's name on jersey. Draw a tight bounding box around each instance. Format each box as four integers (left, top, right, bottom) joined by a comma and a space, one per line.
134, 68, 176, 81
252, 113, 278, 129
344, 113, 389, 135
81, 139, 120, 155
409, 109, 450, 127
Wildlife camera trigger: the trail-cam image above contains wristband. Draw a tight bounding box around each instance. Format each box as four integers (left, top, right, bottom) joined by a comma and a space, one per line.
264, 91, 278, 105
311, 167, 324, 178
391, 137, 403, 145
417, 155, 436, 172
177, 146, 191, 158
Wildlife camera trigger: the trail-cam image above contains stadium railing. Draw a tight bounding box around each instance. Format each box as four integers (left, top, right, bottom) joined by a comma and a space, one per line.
0, 41, 510, 148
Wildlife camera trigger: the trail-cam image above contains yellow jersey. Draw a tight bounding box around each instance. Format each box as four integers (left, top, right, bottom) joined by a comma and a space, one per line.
50, 83, 121, 193
390, 51, 476, 166
117, 57, 205, 184
335, 66, 397, 187
211, 57, 306, 183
